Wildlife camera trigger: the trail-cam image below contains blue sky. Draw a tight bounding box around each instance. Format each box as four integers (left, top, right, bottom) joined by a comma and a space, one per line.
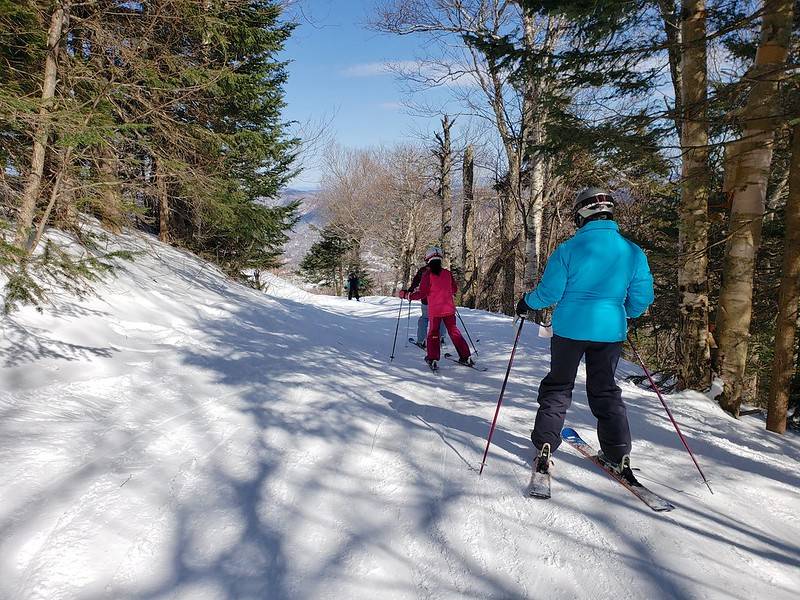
281, 0, 445, 189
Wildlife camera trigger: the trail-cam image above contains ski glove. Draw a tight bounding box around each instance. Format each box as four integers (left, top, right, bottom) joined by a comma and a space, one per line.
627, 317, 640, 334
516, 297, 530, 318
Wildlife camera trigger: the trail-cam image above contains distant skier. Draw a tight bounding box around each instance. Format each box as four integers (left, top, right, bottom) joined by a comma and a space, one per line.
517, 188, 654, 479
347, 272, 360, 301
407, 260, 445, 347
399, 247, 472, 370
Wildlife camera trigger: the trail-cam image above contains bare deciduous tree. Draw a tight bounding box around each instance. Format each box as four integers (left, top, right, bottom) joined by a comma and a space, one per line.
433, 115, 455, 263
461, 143, 477, 307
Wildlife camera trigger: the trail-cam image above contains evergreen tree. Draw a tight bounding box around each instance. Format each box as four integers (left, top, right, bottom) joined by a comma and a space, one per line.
299, 227, 353, 294
1, 0, 301, 308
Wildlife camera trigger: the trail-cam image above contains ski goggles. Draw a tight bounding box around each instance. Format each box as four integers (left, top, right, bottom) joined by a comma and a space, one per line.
582, 194, 614, 206
577, 194, 615, 213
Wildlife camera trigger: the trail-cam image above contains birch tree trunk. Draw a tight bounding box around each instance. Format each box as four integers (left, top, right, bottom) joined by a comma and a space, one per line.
676, 0, 711, 391
15, 1, 69, 250
767, 124, 800, 434
462, 144, 477, 307
523, 160, 545, 290
520, 10, 553, 290
716, 0, 794, 415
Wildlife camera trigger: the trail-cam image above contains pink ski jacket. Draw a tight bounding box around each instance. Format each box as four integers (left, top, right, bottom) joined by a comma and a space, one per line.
409, 268, 458, 318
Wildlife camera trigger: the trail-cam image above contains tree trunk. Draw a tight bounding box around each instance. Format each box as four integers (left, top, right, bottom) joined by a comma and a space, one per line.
676, 0, 711, 391
502, 157, 519, 315
523, 160, 545, 290
520, 10, 552, 290
15, 1, 69, 250
435, 115, 454, 263
716, 0, 794, 415
98, 144, 123, 233
396, 241, 408, 292
767, 124, 800, 434
483, 55, 521, 315
55, 166, 77, 229
29, 147, 74, 254
156, 157, 170, 243
658, 0, 683, 135
462, 144, 477, 308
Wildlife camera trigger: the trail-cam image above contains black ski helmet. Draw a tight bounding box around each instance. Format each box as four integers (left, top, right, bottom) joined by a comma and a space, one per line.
573, 187, 616, 228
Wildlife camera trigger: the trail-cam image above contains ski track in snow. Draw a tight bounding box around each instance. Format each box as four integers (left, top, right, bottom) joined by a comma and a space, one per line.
1, 228, 799, 599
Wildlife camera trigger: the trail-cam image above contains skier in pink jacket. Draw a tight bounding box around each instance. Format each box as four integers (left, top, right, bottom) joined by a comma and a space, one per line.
399, 247, 472, 371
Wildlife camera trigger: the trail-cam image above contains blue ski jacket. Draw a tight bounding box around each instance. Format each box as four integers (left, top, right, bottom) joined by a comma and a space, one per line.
523, 220, 654, 342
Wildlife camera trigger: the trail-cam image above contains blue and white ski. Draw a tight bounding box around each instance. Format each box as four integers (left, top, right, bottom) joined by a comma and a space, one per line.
561, 427, 675, 512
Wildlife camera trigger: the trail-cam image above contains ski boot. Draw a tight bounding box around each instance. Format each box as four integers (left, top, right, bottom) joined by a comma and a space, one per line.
425, 357, 439, 372
534, 442, 552, 475
598, 451, 639, 485
458, 355, 475, 367
529, 442, 553, 499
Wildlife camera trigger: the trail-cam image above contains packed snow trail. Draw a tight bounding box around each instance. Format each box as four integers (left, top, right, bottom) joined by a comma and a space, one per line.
1, 230, 799, 599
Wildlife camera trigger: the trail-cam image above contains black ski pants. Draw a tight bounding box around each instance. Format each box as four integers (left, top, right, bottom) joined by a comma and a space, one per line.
532, 334, 631, 463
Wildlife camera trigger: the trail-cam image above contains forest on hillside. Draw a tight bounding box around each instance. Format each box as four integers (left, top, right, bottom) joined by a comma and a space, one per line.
1, 0, 300, 299
297, 0, 799, 433
2, 1, 799, 433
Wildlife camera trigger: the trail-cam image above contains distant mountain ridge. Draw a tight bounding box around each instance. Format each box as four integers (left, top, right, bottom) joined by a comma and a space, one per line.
272, 188, 324, 269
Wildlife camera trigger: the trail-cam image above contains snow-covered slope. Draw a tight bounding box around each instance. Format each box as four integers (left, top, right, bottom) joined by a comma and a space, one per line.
1, 230, 799, 600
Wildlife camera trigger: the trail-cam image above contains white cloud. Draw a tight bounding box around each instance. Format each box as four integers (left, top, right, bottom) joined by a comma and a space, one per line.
341, 61, 417, 77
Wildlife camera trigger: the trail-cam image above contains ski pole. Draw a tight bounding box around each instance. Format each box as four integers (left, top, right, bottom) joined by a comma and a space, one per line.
456, 309, 478, 357
405, 295, 412, 346
390, 297, 404, 361
479, 317, 525, 475
627, 337, 713, 494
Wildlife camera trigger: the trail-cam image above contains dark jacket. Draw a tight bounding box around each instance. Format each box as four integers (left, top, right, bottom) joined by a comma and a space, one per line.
410, 266, 429, 305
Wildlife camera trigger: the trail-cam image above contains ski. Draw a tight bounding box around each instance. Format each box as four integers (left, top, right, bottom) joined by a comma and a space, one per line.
409, 338, 441, 374
442, 353, 487, 372
410, 337, 448, 349
528, 443, 551, 499
408, 337, 426, 350
560, 427, 675, 512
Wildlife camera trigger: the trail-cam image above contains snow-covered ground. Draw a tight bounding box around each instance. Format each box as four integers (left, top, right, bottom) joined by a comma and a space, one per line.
2, 230, 799, 600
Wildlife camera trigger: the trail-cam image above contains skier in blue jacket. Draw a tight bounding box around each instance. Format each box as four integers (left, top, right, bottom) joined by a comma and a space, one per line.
517, 188, 654, 478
